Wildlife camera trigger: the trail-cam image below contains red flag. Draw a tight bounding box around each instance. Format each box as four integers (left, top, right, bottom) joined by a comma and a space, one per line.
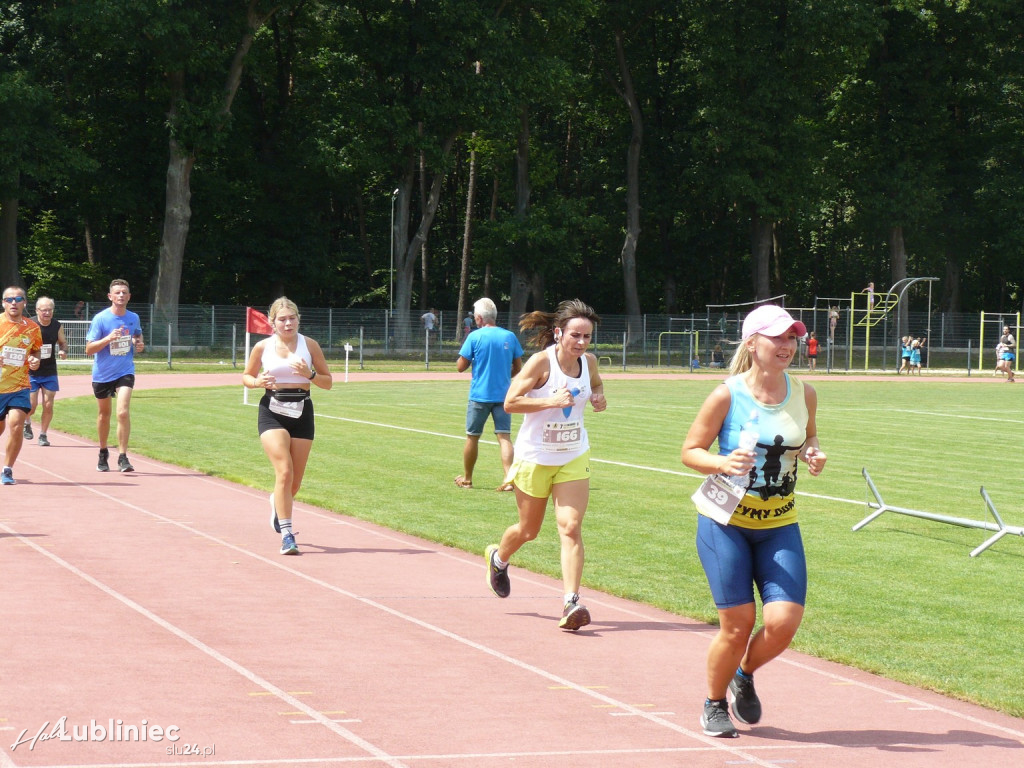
246, 307, 273, 335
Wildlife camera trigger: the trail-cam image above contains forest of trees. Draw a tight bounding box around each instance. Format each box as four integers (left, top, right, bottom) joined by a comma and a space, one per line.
1, 0, 1021, 330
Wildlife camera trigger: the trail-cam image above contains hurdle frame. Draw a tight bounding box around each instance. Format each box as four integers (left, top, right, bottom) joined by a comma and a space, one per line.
854, 468, 1024, 557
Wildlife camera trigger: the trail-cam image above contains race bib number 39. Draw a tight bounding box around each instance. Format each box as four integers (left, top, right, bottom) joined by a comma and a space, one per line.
691, 474, 746, 525
541, 420, 582, 452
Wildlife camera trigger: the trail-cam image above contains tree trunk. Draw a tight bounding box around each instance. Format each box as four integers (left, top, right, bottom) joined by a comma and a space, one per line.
889, 224, 908, 335
509, 106, 533, 320
392, 132, 458, 347
457, 134, 478, 331
152, 2, 273, 335
0, 190, 19, 287
614, 30, 643, 343
457, 62, 482, 327
750, 211, 772, 300
419, 145, 429, 310
153, 136, 195, 332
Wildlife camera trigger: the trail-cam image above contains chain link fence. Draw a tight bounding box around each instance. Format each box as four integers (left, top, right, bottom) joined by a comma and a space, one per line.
48, 300, 1010, 373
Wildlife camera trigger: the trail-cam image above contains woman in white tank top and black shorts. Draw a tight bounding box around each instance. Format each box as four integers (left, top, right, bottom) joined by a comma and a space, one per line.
243, 297, 332, 555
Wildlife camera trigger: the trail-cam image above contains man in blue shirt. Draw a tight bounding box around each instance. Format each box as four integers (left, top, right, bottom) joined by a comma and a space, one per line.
455, 298, 523, 490
84, 279, 145, 472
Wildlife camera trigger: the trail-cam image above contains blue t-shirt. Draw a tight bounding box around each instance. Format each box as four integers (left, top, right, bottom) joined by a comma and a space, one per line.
458, 325, 523, 403
87, 308, 143, 383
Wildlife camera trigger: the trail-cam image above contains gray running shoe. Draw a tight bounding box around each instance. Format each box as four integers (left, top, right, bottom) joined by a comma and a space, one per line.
558, 594, 591, 631
728, 671, 762, 725
700, 698, 738, 738
485, 544, 510, 598
23, 423, 32, 440
280, 532, 299, 555
38, 434, 50, 447
118, 453, 134, 473
97, 448, 109, 472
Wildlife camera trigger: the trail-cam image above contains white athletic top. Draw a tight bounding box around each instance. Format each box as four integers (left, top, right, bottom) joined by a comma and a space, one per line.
260, 334, 313, 386
513, 344, 591, 466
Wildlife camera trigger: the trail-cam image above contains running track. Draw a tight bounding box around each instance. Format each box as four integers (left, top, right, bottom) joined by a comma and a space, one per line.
1, 372, 1021, 768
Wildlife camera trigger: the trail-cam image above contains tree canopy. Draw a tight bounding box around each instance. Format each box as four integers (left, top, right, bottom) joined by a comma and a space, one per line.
1, 0, 1021, 315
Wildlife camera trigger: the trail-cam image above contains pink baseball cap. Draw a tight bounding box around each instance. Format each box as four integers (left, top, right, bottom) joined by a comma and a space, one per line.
741, 305, 807, 340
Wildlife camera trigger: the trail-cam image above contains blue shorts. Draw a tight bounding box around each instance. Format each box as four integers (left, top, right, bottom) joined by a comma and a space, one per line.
30, 374, 60, 393
465, 401, 511, 436
1001, 352, 1015, 362
0, 390, 31, 419
696, 516, 807, 609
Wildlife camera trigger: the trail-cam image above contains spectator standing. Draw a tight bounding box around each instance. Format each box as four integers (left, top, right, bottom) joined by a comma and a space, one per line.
0, 285, 42, 485
24, 296, 68, 446
455, 298, 524, 490
806, 331, 818, 371
996, 326, 1015, 382
421, 308, 437, 334
85, 279, 145, 472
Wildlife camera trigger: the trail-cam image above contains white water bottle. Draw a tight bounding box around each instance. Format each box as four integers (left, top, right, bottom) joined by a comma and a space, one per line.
738, 410, 759, 452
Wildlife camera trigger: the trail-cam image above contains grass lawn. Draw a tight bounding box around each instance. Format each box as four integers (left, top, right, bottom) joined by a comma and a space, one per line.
51, 374, 1024, 717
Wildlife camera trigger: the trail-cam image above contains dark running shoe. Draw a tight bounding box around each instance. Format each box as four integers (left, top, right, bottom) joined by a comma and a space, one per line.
23, 423, 33, 440
485, 544, 510, 598
558, 594, 591, 631
728, 670, 762, 725
118, 453, 134, 473
97, 448, 109, 472
38, 433, 50, 447
1, 467, 14, 486
701, 698, 738, 738
270, 493, 280, 533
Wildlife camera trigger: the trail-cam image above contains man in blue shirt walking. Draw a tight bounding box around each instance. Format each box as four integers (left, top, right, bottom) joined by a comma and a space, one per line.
455, 298, 523, 490
85, 279, 145, 472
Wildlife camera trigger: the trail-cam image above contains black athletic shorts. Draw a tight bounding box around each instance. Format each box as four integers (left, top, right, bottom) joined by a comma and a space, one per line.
92, 374, 136, 399
257, 390, 315, 440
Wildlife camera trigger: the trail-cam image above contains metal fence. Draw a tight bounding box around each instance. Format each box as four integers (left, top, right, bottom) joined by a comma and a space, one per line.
49, 300, 1014, 372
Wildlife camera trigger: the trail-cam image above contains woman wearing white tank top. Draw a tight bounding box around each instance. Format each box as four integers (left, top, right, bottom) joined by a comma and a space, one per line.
484, 299, 606, 631
242, 297, 332, 555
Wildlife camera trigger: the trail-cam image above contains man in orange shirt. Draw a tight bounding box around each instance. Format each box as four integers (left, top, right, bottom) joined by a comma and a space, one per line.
806, 331, 818, 371
0, 285, 42, 485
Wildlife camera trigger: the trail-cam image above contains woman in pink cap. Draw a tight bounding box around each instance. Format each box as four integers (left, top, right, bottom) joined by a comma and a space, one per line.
681, 304, 827, 738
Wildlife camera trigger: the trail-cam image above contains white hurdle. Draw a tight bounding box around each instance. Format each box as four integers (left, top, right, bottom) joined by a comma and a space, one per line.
854, 468, 1024, 557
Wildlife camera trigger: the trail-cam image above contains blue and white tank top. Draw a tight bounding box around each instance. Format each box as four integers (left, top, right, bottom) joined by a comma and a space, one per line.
719, 373, 807, 501
513, 345, 591, 466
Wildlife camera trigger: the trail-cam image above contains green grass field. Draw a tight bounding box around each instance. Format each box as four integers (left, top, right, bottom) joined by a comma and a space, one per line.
51, 374, 1024, 717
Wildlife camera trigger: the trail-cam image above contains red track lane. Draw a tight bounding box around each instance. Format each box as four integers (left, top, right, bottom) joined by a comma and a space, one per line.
0, 372, 1021, 768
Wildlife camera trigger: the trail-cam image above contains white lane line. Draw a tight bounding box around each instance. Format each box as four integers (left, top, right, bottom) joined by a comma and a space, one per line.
9, 460, 782, 768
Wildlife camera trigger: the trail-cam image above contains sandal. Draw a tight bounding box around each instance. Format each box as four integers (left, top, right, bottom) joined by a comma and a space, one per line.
495, 482, 514, 492
454, 476, 473, 489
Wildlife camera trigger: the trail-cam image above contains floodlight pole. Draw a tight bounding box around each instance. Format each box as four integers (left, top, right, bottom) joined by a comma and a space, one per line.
389, 188, 399, 319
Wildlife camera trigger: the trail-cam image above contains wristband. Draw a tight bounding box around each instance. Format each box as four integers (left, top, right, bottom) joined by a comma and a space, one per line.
308, 369, 317, 380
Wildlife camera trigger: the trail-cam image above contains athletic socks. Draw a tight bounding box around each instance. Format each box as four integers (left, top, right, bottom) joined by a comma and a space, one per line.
280, 519, 293, 537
